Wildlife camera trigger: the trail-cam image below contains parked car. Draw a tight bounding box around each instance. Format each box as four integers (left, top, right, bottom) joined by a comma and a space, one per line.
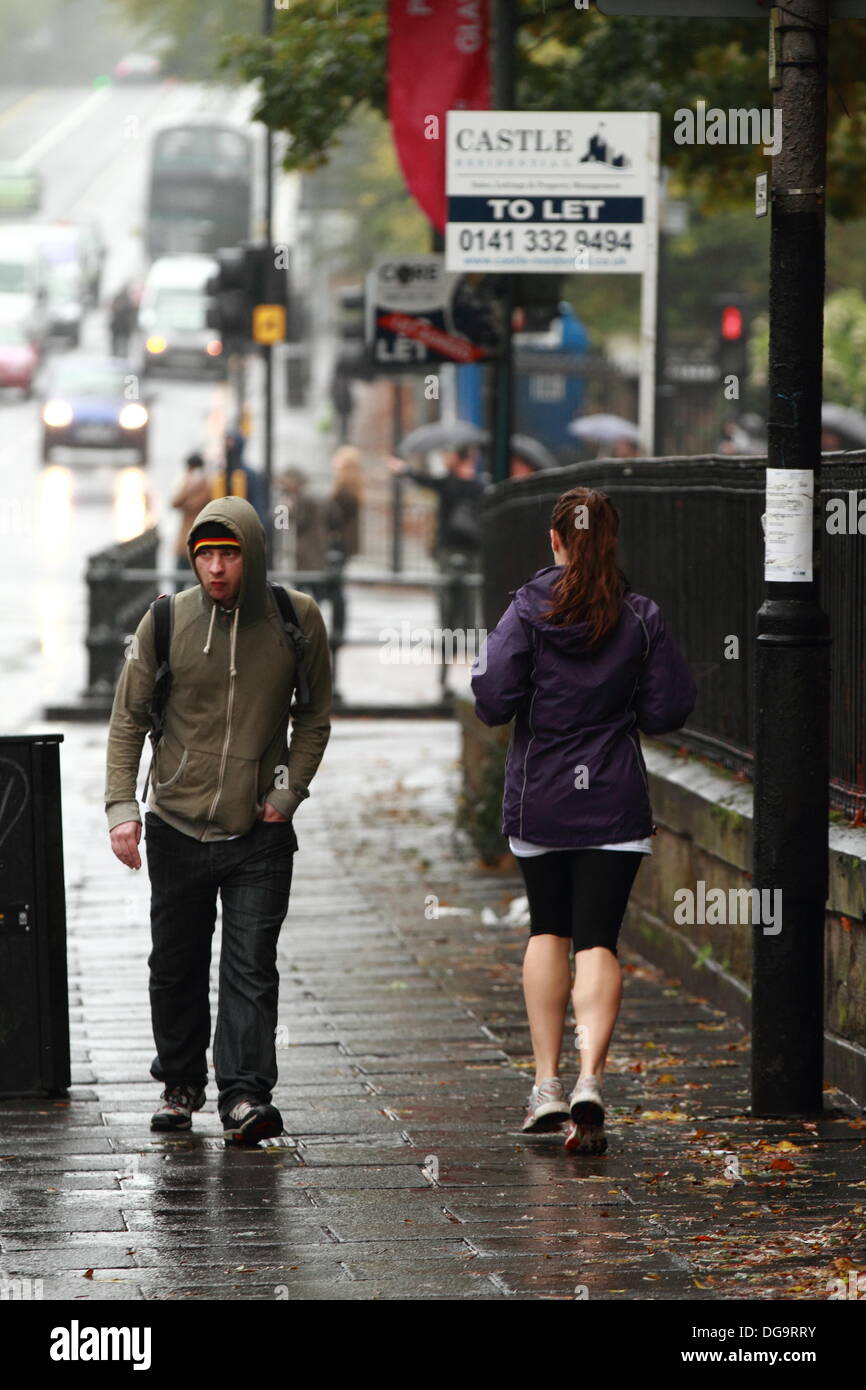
134, 254, 225, 378
41, 357, 150, 466
0, 319, 38, 397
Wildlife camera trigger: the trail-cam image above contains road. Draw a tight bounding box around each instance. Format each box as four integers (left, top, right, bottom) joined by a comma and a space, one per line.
0, 81, 321, 725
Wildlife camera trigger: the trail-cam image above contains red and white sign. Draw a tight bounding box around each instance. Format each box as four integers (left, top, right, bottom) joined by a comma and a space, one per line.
388, 0, 490, 233
376, 313, 488, 363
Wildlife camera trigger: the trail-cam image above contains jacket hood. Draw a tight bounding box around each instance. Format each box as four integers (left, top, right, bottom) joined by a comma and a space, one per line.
511, 565, 629, 653
187, 495, 268, 622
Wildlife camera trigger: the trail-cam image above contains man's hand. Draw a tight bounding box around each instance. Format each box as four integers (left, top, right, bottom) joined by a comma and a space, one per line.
110, 820, 142, 869
386, 455, 406, 475
260, 801, 291, 822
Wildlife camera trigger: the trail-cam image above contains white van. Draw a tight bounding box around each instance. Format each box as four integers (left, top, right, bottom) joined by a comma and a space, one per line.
0, 227, 49, 348
134, 254, 225, 378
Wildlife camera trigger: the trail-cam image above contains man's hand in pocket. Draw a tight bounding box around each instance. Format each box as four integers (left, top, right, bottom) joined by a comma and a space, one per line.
260, 801, 291, 823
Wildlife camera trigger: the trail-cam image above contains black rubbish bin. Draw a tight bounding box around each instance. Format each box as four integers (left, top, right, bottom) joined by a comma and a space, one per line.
0, 735, 70, 1097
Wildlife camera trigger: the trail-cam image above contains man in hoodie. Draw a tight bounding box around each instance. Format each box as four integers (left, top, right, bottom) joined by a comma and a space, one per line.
105, 496, 332, 1145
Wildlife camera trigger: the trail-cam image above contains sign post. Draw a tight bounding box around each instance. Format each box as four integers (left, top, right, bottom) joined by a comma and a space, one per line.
601, 0, 838, 1118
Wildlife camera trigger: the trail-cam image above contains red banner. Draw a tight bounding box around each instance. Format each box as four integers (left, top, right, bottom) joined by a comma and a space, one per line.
377, 312, 488, 362
388, 0, 490, 234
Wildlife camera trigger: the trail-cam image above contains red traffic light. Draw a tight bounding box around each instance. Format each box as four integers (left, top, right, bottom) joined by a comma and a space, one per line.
721, 305, 744, 341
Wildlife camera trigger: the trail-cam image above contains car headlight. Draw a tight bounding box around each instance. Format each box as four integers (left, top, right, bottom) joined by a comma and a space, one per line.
146, 335, 167, 354
118, 403, 148, 430
43, 400, 73, 428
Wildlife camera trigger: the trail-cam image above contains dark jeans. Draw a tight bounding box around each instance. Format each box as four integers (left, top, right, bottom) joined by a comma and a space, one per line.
144, 811, 297, 1114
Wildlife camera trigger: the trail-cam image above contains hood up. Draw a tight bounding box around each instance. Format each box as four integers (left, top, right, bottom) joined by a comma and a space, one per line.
511, 565, 630, 654
186, 494, 269, 623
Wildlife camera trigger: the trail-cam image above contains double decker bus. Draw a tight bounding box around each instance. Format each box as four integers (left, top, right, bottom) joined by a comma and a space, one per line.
145, 122, 254, 261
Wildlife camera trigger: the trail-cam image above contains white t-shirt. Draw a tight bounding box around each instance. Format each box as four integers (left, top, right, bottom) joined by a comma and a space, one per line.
509, 834, 652, 857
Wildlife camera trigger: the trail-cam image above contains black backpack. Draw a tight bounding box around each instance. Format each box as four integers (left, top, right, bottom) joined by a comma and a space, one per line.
145, 583, 311, 758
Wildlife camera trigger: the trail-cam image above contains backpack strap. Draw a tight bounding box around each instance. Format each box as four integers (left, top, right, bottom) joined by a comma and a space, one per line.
142, 594, 174, 802
269, 582, 311, 706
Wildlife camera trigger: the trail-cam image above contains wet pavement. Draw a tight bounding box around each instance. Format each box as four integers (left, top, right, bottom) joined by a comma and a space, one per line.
1, 718, 865, 1302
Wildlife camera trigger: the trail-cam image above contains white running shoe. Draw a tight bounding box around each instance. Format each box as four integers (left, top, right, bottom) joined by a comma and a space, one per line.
564, 1075, 606, 1154
522, 1077, 571, 1133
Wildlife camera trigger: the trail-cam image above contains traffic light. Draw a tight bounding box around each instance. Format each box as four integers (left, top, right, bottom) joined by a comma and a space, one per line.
336, 285, 365, 341
716, 295, 749, 386
205, 247, 253, 345
333, 285, 372, 379
206, 243, 291, 346
244, 243, 289, 345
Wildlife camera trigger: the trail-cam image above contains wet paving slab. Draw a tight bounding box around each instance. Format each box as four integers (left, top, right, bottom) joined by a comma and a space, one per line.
2, 720, 864, 1303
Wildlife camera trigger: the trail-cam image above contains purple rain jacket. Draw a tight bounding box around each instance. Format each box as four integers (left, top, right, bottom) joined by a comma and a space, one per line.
470, 566, 697, 847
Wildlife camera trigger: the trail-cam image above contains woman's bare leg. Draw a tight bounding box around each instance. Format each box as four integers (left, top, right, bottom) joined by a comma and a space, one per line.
522, 934, 572, 1082
572, 946, 622, 1082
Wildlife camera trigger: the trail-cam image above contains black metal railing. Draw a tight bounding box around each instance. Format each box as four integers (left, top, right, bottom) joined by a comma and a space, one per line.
84, 528, 160, 707
479, 451, 866, 820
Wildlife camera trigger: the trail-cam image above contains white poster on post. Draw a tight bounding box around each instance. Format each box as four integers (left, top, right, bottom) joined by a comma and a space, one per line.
763, 468, 814, 583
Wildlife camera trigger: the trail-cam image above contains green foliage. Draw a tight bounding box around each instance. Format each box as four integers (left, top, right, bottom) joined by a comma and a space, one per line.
456, 739, 509, 867
317, 109, 431, 276
107, 0, 866, 219
225, 0, 387, 171
750, 287, 866, 412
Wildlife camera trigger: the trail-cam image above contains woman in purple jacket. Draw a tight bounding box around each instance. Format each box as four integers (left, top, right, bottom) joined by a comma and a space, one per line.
470, 487, 696, 1155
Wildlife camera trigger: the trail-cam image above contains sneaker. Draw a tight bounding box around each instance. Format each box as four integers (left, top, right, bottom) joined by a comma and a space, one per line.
564, 1075, 606, 1154
151, 1084, 206, 1132
221, 1100, 284, 1146
522, 1077, 571, 1133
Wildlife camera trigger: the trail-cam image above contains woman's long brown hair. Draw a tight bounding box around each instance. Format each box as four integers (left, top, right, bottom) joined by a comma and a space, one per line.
538, 487, 625, 648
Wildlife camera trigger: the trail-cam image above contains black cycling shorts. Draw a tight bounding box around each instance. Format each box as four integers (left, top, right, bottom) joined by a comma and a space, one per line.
516, 849, 645, 955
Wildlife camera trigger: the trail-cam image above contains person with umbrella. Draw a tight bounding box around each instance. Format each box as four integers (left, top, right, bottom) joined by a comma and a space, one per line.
569, 414, 642, 459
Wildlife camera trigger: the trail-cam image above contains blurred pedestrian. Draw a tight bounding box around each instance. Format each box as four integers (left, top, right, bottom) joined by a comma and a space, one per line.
330, 362, 354, 443
171, 452, 211, 580
470, 487, 696, 1154
276, 467, 328, 601
387, 445, 484, 630
213, 429, 268, 529
109, 284, 136, 359
324, 445, 364, 644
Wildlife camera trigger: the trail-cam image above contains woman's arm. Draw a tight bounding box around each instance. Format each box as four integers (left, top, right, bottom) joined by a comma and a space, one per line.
470, 603, 534, 726
632, 605, 697, 735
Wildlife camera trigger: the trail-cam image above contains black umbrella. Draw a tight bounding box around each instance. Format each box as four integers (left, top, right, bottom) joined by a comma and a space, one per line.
508, 434, 559, 471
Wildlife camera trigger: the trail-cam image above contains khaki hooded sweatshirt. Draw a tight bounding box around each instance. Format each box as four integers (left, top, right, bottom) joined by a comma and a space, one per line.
105, 495, 332, 841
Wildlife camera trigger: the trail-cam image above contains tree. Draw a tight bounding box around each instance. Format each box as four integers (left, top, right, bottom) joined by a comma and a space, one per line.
108, 1, 866, 217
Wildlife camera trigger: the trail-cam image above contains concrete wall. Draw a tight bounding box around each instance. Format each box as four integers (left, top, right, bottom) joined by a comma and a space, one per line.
456, 694, 866, 1107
